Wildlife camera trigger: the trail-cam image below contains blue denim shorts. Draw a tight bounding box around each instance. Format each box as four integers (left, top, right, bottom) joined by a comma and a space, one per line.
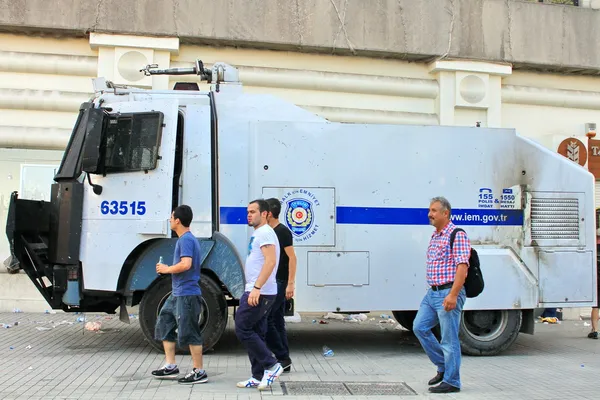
154, 294, 203, 346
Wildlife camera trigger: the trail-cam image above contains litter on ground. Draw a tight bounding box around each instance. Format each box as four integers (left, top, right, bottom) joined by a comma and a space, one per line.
348, 313, 368, 321
84, 321, 102, 332
284, 312, 302, 323
323, 312, 344, 320
540, 317, 559, 324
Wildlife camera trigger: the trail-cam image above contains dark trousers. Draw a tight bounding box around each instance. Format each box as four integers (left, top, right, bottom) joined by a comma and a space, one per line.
541, 308, 557, 318
154, 294, 203, 346
235, 291, 277, 380
266, 279, 290, 361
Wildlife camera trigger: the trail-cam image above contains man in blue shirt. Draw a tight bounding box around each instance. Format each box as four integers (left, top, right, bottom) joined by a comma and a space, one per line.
151, 205, 207, 385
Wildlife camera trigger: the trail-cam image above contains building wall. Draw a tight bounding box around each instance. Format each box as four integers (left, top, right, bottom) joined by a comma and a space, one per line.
502, 71, 600, 148
3, 0, 600, 74
1, 32, 600, 310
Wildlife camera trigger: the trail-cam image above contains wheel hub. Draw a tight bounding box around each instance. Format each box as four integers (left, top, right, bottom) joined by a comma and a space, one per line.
461, 310, 509, 342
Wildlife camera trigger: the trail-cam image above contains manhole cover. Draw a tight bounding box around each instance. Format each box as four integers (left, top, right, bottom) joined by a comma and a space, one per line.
346, 382, 416, 396
281, 382, 349, 395
280, 381, 416, 396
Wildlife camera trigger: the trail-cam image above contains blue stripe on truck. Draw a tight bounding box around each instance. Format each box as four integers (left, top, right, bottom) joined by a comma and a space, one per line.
220, 206, 248, 225
219, 206, 524, 226
337, 207, 523, 226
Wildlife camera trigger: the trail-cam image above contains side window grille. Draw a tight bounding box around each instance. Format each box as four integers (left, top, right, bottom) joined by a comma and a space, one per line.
531, 198, 579, 240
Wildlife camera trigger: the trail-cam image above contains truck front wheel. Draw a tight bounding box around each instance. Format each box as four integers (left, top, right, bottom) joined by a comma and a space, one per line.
459, 310, 522, 356
392, 310, 417, 331
139, 273, 228, 354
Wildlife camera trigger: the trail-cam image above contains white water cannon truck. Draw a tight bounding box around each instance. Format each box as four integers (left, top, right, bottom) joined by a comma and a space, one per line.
5, 59, 597, 356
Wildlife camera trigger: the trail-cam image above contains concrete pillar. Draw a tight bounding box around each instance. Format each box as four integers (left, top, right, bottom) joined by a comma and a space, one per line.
428, 60, 512, 128
89, 33, 179, 90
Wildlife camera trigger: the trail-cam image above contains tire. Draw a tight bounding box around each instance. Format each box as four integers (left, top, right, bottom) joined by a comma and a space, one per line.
459, 310, 522, 356
139, 273, 228, 354
392, 310, 418, 331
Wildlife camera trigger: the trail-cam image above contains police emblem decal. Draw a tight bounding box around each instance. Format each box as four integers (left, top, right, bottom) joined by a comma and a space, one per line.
285, 199, 314, 237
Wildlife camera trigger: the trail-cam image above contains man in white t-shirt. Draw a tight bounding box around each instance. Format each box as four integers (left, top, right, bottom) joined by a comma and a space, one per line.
235, 199, 283, 391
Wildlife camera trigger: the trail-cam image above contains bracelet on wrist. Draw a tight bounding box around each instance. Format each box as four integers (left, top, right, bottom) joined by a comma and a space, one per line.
254, 285, 261, 290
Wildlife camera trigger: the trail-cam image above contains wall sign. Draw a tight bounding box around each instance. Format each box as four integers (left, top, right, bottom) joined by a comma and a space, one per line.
557, 138, 587, 167
587, 138, 600, 178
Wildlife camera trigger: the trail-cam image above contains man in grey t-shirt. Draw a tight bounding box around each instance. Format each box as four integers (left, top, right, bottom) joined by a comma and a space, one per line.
235, 199, 282, 391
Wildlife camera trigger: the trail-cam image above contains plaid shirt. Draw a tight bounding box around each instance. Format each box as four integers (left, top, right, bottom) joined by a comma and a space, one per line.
426, 222, 471, 286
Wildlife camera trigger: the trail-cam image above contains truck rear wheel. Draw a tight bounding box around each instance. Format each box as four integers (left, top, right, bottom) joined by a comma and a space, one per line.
459, 310, 521, 356
139, 273, 228, 354
393, 310, 441, 339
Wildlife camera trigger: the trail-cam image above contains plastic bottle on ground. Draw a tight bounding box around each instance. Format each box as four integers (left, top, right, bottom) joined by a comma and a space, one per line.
322, 345, 334, 357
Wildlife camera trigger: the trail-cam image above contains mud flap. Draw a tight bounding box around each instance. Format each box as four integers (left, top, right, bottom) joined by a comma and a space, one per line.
119, 299, 130, 324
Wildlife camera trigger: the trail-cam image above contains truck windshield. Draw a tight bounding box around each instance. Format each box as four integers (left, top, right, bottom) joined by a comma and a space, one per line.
103, 112, 164, 174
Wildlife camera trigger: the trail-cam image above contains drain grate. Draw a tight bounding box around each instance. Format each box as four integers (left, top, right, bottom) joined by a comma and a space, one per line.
346, 382, 417, 396
281, 381, 416, 396
281, 381, 348, 395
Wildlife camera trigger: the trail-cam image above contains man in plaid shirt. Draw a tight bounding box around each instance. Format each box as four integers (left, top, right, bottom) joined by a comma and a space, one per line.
413, 196, 470, 394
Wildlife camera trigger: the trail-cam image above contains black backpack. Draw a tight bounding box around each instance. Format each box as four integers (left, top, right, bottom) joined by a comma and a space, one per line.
449, 228, 484, 298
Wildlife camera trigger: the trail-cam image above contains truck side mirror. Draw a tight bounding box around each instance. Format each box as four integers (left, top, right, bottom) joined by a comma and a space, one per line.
81, 108, 107, 174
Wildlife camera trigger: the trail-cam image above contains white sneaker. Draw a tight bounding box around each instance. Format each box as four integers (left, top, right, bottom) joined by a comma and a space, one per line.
237, 377, 260, 388
257, 363, 283, 391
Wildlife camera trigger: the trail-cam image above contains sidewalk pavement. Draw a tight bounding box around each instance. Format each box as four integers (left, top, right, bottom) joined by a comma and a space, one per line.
0, 310, 598, 400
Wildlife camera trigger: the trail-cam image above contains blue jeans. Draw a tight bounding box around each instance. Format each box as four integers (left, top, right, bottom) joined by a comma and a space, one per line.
413, 287, 466, 388
266, 280, 290, 361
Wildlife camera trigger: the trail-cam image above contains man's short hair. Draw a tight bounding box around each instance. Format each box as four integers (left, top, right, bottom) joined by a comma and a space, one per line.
249, 199, 270, 215
265, 198, 282, 219
431, 196, 452, 216
173, 205, 193, 227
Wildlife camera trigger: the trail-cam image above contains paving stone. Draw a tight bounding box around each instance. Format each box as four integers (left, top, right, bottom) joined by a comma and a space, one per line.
0, 312, 598, 399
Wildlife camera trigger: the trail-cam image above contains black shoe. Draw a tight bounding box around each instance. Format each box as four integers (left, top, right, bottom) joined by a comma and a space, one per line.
151, 365, 179, 379
429, 382, 460, 393
428, 371, 444, 386
588, 331, 598, 339
279, 358, 292, 373
178, 369, 208, 385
